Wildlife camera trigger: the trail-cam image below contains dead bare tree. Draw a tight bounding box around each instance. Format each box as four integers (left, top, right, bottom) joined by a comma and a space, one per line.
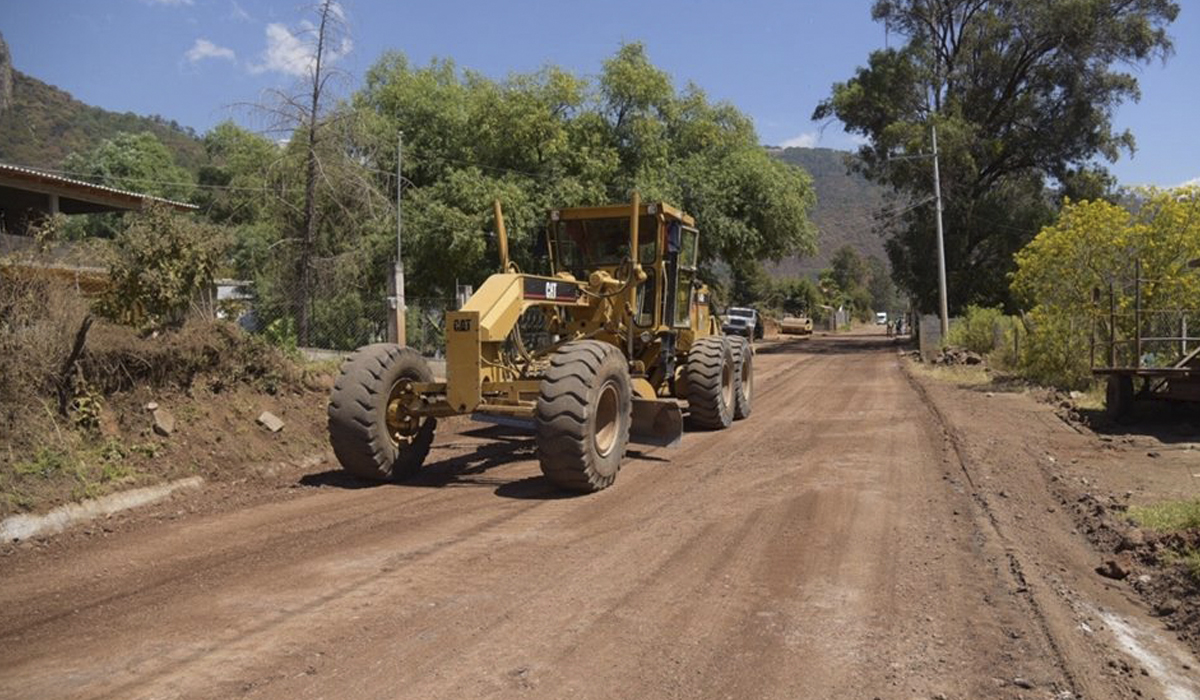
252, 0, 352, 346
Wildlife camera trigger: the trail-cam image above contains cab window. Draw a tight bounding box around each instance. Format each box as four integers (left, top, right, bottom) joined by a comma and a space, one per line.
554, 215, 658, 277
673, 227, 699, 327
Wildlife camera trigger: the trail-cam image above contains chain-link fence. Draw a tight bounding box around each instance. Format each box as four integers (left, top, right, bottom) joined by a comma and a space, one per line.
222, 270, 453, 358
403, 297, 453, 357
1094, 308, 1200, 369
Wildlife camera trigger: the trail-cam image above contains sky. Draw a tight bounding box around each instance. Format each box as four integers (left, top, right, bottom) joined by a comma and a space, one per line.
2, 0, 1198, 187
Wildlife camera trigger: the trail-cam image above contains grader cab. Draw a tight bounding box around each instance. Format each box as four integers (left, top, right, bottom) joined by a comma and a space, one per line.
327, 195, 753, 492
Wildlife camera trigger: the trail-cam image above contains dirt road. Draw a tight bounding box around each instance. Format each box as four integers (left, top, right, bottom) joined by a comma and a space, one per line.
2, 332, 1196, 699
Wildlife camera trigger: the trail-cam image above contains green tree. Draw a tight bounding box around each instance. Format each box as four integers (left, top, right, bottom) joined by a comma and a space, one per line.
866, 255, 898, 312
196, 121, 280, 227
352, 43, 817, 300
728, 259, 776, 307
1011, 188, 1200, 388
63, 131, 194, 202
814, 0, 1179, 313
61, 131, 196, 239
775, 277, 820, 316
830, 245, 868, 293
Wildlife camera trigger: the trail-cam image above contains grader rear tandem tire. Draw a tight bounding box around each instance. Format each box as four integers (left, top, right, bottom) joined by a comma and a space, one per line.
535, 340, 632, 493
731, 335, 753, 420
327, 343, 437, 481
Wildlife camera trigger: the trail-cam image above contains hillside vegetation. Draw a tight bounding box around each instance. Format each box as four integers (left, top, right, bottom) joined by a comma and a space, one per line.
767, 147, 891, 277
0, 42, 204, 173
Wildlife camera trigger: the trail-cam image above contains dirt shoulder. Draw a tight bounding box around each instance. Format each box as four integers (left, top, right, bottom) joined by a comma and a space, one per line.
0, 319, 334, 522
905, 357, 1200, 668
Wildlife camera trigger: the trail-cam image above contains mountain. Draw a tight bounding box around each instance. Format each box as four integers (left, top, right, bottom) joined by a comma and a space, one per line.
768, 146, 893, 278
0, 34, 203, 173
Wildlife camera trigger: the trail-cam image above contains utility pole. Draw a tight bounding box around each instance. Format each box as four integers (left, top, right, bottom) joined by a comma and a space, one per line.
390, 131, 408, 347
931, 123, 949, 339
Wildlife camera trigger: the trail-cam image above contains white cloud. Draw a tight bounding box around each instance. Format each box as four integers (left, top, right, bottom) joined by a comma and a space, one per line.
143, 0, 194, 6
1178, 177, 1200, 188
230, 0, 252, 22
779, 132, 819, 149
250, 20, 352, 78
185, 38, 236, 64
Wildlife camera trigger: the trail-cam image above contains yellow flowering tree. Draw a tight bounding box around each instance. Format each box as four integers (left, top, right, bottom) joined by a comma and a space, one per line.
1012, 188, 1200, 388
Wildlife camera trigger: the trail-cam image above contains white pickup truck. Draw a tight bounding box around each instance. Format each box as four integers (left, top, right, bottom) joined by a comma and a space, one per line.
722, 307, 763, 339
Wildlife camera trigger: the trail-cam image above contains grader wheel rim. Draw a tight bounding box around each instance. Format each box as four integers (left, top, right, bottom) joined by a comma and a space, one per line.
593, 380, 621, 458
385, 378, 422, 448
721, 355, 734, 411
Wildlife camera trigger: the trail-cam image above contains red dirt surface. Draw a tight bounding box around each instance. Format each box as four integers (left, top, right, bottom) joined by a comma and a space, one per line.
1, 330, 1197, 700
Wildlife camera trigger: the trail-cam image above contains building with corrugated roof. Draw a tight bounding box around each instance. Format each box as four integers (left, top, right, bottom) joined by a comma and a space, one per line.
0, 162, 198, 293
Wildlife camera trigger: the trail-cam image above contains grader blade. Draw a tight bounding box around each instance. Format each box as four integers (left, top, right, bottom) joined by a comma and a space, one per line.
630, 397, 684, 448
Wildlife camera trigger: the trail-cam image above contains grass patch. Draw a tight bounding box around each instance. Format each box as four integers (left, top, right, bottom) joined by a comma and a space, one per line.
907, 360, 993, 387
302, 357, 343, 376
3, 437, 145, 515
13, 448, 72, 479
1162, 548, 1200, 582
1073, 381, 1107, 412
1128, 498, 1200, 533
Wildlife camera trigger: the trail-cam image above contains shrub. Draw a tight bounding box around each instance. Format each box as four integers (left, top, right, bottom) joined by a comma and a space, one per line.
947, 305, 1007, 355
96, 203, 231, 329
0, 274, 92, 435
81, 319, 299, 394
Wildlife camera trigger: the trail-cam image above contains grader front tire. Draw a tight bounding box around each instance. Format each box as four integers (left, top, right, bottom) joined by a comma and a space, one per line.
686, 335, 736, 430
327, 343, 437, 481
535, 340, 632, 493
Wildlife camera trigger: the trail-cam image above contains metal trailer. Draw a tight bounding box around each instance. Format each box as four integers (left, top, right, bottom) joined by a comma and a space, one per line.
1091, 259, 1200, 420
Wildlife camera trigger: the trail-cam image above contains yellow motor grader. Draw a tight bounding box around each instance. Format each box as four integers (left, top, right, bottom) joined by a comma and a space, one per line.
327, 195, 752, 492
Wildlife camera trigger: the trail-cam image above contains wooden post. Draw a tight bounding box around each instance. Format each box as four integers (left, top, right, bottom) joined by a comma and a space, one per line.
1134, 259, 1142, 369
1109, 283, 1117, 368
1014, 319, 1020, 363
1182, 315, 1188, 357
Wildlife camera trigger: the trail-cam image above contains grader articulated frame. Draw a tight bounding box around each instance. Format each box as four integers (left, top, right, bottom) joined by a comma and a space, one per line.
328, 194, 753, 492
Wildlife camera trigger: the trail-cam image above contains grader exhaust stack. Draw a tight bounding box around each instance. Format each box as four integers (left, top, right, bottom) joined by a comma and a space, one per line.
327, 196, 753, 492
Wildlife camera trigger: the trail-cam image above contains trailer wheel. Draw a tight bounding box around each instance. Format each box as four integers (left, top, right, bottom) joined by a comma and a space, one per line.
328, 343, 437, 481
731, 336, 753, 420
686, 335, 735, 430
1105, 374, 1134, 422
536, 340, 632, 492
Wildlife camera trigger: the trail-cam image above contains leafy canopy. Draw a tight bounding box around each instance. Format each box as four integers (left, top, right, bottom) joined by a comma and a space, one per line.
355, 43, 817, 297
814, 0, 1179, 313
63, 131, 194, 203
